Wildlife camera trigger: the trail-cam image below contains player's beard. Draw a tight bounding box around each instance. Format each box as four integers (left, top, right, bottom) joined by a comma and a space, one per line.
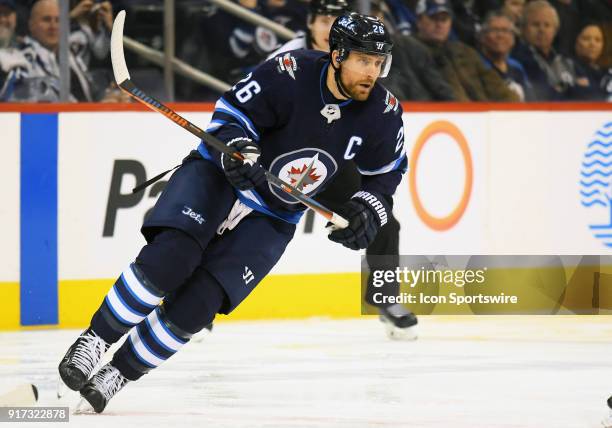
339, 71, 375, 101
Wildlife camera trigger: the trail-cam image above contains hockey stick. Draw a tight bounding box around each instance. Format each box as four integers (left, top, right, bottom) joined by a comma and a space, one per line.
110, 11, 348, 229
0, 384, 38, 406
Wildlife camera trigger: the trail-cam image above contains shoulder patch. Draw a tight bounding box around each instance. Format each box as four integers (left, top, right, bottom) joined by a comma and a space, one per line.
383, 90, 399, 114
276, 53, 298, 80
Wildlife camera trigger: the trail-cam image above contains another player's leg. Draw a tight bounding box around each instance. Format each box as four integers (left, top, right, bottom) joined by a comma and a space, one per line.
365, 214, 418, 340
77, 268, 228, 413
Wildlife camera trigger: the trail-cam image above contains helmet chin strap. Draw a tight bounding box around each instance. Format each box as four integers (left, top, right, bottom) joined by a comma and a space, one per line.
331, 60, 352, 99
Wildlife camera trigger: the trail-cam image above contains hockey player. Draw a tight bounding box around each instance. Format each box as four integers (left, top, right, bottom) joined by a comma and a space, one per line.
268, 0, 349, 56
268, 0, 418, 339
59, 12, 407, 413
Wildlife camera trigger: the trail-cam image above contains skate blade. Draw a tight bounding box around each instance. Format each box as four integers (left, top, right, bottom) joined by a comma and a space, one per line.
74, 398, 96, 414
191, 334, 205, 343
56, 377, 69, 399
384, 323, 418, 341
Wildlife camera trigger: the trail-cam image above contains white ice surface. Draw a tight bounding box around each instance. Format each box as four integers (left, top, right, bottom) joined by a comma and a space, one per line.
1, 316, 612, 428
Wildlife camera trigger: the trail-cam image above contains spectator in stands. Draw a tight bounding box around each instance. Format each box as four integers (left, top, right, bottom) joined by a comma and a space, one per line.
548, 0, 582, 57
573, 23, 612, 101
0, 0, 17, 48
451, 0, 500, 48
479, 10, 533, 101
0, 0, 28, 98
415, 0, 519, 101
69, 0, 113, 68
385, 32, 457, 100
69, 0, 113, 98
501, 0, 525, 28
369, 0, 455, 101
513, 0, 588, 100
576, 1, 612, 69
382, 0, 418, 35
180, 0, 308, 90
1, 0, 97, 102
268, 0, 348, 56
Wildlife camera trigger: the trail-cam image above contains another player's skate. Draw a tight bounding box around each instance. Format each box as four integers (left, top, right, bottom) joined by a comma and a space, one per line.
76, 363, 129, 413
379, 304, 418, 341
58, 328, 109, 394
191, 322, 214, 343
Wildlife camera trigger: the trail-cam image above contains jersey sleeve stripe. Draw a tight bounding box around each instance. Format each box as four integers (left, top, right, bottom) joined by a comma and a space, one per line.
197, 142, 214, 161
205, 119, 227, 132
215, 98, 260, 140
357, 153, 407, 176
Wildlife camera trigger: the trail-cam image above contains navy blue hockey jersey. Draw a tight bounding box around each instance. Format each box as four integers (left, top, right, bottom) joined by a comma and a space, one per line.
197, 50, 407, 224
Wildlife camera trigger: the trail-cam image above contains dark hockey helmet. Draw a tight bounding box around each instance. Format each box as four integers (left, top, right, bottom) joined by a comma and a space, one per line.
309, 0, 349, 16
328, 12, 393, 77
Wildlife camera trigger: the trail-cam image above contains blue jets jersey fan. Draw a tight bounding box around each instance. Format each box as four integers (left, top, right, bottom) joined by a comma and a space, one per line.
198, 48, 406, 224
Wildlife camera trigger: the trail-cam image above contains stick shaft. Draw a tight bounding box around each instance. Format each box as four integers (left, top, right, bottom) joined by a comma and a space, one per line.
119, 81, 347, 227
111, 11, 347, 228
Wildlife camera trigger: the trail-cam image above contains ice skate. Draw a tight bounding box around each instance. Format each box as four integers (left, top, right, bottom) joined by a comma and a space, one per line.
58, 328, 109, 394
379, 304, 418, 341
76, 363, 129, 414
191, 322, 214, 343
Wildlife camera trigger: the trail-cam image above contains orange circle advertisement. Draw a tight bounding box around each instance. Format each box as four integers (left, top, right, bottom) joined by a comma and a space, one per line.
409, 120, 473, 231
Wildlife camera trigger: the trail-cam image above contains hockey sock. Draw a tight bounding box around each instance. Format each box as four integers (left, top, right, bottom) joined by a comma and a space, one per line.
90, 263, 164, 344
109, 270, 227, 380
111, 306, 192, 381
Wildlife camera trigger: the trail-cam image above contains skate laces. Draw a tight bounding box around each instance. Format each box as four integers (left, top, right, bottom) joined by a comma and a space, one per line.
92, 365, 128, 401
69, 331, 108, 376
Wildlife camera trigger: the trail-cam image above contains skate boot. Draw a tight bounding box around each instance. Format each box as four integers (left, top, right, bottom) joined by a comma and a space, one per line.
379, 304, 418, 341
58, 328, 109, 392
77, 363, 129, 413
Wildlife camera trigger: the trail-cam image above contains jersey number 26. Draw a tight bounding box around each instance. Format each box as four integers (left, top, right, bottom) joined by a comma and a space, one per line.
233, 73, 262, 103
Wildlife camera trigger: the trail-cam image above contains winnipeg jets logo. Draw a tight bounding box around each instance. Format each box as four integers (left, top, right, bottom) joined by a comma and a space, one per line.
337, 17, 356, 31
287, 164, 322, 191
268, 149, 337, 204
276, 53, 298, 80
383, 90, 399, 114
182, 206, 206, 224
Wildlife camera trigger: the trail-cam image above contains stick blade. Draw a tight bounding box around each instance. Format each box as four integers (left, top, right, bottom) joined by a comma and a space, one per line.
111, 10, 130, 84
0, 384, 38, 406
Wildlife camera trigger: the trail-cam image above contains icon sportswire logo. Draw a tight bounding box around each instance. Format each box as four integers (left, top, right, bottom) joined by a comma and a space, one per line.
580, 121, 612, 247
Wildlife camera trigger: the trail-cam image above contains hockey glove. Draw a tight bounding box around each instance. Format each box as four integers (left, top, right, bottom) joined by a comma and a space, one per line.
328, 191, 391, 250
221, 137, 267, 191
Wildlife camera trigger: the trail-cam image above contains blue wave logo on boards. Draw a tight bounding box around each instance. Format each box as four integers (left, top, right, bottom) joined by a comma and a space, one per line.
580, 121, 612, 247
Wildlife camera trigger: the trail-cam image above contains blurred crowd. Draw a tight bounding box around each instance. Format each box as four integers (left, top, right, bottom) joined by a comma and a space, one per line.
0, 0, 610, 102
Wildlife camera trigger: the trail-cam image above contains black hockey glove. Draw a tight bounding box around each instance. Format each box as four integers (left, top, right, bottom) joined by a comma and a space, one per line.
221, 137, 267, 191
328, 191, 391, 250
